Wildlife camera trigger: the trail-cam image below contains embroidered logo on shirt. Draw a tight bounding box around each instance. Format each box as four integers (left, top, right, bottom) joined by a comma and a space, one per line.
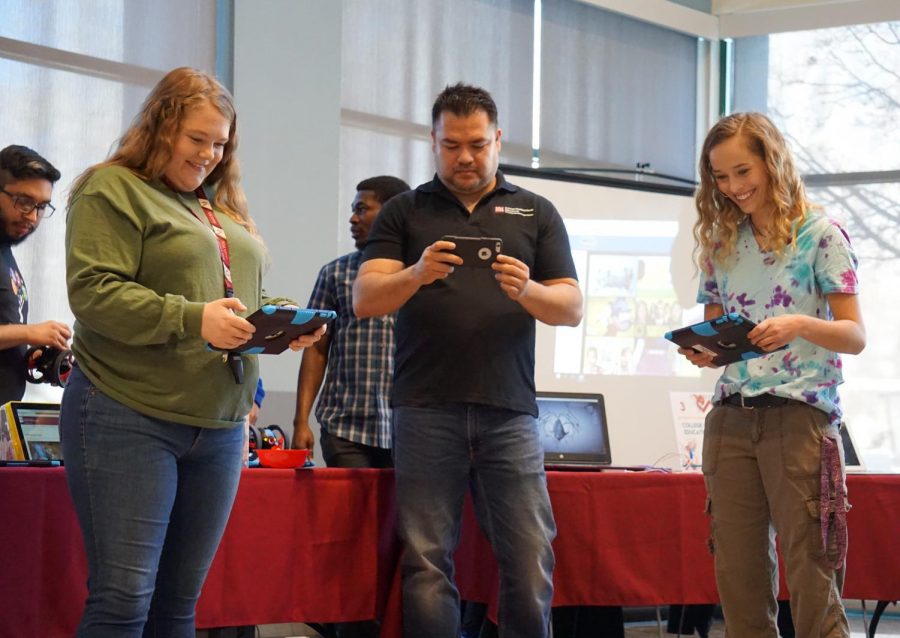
494, 206, 535, 217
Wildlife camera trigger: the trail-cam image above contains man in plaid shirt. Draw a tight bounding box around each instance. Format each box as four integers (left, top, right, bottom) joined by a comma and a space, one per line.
291, 175, 409, 469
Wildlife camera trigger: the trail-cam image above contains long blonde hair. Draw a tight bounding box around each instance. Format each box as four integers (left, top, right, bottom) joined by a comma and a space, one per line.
694, 112, 812, 270
69, 67, 255, 234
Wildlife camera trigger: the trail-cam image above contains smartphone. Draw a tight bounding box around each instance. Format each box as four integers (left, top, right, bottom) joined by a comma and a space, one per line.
441, 235, 503, 267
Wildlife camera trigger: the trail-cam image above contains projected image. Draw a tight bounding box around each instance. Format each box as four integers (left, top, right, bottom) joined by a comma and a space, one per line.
511, 172, 715, 467
589, 255, 640, 296
555, 220, 701, 378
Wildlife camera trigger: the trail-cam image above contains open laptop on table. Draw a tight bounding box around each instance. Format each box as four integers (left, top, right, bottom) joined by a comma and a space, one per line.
840, 422, 866, 473
0, 401, 63, 464
537, 392, 612, 470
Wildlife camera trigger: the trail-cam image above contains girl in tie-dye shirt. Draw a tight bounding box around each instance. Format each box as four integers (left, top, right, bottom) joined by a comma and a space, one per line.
681, 113, 865, 638
697, 213, 859, 423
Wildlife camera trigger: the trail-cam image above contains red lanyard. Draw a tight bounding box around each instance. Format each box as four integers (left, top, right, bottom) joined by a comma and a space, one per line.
163, 178, 245, 384
164, 178, 234, 299
194, 187, 234, 298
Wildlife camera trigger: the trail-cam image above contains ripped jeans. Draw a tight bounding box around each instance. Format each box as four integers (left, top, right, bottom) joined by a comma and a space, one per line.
702, 401, 850, 638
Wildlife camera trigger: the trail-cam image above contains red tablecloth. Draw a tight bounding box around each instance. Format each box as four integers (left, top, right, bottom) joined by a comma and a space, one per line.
457, 471, 900, 608
1, 468, 897, 638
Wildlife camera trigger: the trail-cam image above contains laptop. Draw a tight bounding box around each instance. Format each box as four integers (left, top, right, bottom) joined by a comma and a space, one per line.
536, 392, 612, 469
0, 401, 63, 463
840, 423, 866, 473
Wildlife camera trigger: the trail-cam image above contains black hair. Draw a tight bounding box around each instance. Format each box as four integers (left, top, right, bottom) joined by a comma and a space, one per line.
0, 145, 61, 188
431, 83, 498, 127
356, 175, 410, 204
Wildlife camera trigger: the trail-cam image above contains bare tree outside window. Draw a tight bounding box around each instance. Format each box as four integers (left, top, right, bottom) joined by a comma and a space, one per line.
736, 21, 900, 471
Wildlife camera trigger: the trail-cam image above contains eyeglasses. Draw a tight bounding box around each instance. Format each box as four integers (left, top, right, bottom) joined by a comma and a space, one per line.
0, 187, 56, 219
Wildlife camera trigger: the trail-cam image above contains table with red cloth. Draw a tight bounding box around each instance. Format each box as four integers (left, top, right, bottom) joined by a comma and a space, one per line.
1, 467, 897, 638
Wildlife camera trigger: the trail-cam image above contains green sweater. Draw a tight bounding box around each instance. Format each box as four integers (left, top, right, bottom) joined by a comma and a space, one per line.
66, 166, 286, 428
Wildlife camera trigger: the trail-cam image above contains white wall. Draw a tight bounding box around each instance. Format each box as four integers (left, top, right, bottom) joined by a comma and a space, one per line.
233, 0, 342, 454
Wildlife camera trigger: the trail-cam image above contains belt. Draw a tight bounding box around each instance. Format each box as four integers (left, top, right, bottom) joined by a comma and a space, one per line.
722, 393, 796, 409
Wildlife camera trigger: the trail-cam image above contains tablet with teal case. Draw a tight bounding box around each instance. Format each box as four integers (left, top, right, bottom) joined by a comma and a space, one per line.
213, 305, 336, 355
665, 312, 784, 366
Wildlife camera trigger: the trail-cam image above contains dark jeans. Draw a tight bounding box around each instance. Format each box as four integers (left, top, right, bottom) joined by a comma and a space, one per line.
394, 404, 556, 638
321, 429, 393, 468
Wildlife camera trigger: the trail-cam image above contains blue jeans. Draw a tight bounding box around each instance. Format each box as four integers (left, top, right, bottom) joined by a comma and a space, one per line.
60, 366, 244, 637
393, 404, 556, 638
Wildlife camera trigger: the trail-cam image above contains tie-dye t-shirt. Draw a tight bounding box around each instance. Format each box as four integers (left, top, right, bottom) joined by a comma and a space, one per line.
697, 212, 859, 423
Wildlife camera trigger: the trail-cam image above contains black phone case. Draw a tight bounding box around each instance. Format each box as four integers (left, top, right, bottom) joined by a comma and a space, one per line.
443, 235, 502, 267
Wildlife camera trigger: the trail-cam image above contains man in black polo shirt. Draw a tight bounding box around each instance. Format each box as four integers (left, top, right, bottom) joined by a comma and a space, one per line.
0, 145, 69, 405
354, 83, 582, 638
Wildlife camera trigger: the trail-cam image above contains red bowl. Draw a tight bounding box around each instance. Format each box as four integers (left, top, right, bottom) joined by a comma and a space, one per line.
255, 448, 310, 469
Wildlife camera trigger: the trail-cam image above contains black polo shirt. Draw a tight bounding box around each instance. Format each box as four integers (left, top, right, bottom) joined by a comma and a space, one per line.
362, 171, 577, 416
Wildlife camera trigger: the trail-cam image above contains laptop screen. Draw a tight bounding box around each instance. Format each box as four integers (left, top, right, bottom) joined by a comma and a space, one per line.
1, 402, 62, 461
536, 392, 611, 467
840, 423, 865, 472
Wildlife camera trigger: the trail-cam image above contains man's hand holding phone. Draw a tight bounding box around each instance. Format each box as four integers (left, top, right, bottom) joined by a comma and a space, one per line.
492, 254, 531, 301
413, 239, 462, 285
419, 235, 510, 288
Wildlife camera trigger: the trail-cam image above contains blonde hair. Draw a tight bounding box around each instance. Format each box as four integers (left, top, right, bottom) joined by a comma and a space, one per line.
69, 67, 255, 234
694, 112, 813, 270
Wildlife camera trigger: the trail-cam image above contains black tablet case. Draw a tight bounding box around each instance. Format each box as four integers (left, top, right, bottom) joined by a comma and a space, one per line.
229, 306, 336, 355
665, 313, 778, 366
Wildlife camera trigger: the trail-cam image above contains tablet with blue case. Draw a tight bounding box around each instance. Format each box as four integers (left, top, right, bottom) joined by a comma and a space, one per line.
221, 305, 336, 355
664, 312, 784, 366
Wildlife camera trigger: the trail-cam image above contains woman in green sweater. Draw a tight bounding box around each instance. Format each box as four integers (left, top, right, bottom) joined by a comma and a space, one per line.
60, 67, 323, 636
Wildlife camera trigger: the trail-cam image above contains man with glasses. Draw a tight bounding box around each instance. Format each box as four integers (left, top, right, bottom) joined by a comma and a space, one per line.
0, 145, 70, 404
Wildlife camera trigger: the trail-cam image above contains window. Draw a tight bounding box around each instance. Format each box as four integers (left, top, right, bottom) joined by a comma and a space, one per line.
339, 0, 701, 256
339, 0, 535, 253
539, 2, 699, 180
0, 0, 218, 401
734, 21, 900, 471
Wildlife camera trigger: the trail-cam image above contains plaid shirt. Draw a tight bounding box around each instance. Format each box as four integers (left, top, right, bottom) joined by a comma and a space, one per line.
309, 251, 395, 448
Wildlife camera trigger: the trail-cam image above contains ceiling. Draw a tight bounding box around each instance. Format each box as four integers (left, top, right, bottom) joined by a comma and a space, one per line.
578, 0, 900, 39
712, 0, 853, 13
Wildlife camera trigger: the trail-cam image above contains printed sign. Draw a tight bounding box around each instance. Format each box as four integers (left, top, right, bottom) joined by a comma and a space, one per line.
670, 391, 713, 472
